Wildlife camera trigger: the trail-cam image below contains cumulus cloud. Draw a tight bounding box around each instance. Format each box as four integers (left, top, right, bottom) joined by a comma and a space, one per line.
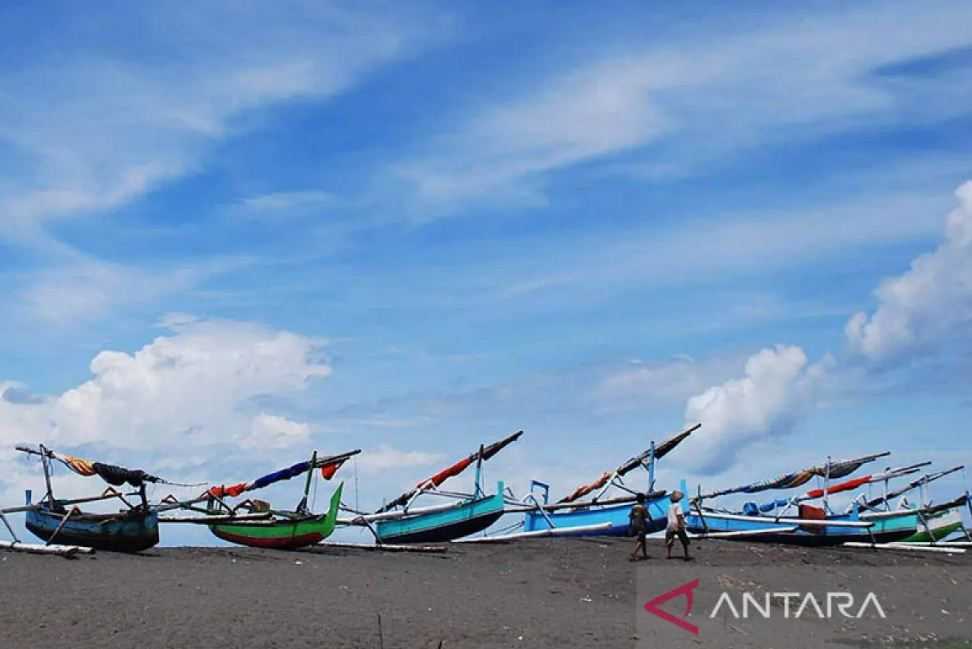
0, 316, 330, 451
356, 445, 443, 474
682, 345, 830, 473
392, 4, 972, 215
240, 413, 312, 450
846, 180, 972, 362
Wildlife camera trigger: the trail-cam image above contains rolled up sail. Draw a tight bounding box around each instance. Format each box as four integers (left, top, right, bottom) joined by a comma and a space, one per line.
801, 462, 930, 501
700, 451, 890, 500
559, 423, 700, 504
376, 431, 523, 513
207, 449, 360, 499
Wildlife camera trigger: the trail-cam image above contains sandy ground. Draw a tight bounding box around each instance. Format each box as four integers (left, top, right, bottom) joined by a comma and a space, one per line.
1, 538, 970, 649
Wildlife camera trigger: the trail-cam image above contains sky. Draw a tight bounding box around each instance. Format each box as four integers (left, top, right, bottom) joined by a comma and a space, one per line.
1, 1, 971, 545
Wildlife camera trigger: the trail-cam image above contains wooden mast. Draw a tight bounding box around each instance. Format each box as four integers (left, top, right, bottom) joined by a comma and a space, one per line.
39, 444, 55, 504
297, 450, 317, 513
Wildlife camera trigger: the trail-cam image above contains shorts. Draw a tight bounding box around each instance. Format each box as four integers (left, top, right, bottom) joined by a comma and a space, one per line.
666, 527, 689, 547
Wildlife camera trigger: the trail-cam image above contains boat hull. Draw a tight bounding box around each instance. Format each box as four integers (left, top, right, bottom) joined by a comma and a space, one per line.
25, 506, 159, 553
209, 516, 334, 549
684, 507, 918, 547
523, 495, 669, 537
375, 485, 505, 543
208, 483, 343, 550
901, 509, 965, 543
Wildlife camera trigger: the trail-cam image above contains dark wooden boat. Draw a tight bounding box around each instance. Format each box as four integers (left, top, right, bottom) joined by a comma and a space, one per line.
25, 501, 159, 553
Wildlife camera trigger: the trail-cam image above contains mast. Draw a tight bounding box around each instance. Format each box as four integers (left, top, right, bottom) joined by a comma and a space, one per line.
39, 444, 55, 503
297, 450, 317, 513
823, 455, 832, 514
648, 440, 656, 492
474, 444, 485, 498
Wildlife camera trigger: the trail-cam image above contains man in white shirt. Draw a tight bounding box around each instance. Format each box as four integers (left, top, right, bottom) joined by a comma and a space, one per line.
666, 489, 691, 561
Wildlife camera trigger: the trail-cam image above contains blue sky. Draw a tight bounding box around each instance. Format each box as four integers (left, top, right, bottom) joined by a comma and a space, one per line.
1, 2, 971, 544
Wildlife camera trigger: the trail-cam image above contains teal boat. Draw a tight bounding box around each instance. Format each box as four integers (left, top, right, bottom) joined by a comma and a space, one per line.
362, 432, 522, 543
373, 482, 506, 543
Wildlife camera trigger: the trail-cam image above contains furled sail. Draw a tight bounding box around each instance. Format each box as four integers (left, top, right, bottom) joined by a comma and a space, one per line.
207, 450, 360, 499
16, 445, 194, 488
700, 452, 890, 500
801, 461, 930, 500
376, 431, 523, 513
558, 423, 700, 504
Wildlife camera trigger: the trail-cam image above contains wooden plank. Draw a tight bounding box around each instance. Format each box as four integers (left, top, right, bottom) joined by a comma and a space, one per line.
688, 526, 798, 539
158, 512, 272, 524
0, 540, 93, 556
453, 521, 613, 543
843, 541, 966, 554
318, 541, 447, 553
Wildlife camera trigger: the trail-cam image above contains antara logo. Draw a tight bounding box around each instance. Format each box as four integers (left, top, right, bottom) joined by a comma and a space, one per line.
643, 580, 886, 635
710, 591, 886, 620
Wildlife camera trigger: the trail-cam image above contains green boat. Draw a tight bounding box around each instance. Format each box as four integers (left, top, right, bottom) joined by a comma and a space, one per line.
203, 449, 360, 550
210, 484, 343, 550
902, 508, 965, 543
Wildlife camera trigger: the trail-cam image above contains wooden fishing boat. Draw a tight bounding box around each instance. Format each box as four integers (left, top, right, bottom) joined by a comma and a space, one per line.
348, 431, 522, 544
25, 500, 159, 553
373, 483, 505, 544
200, 450, 359, 550
680, 452, 931, 546
11, 444, 178, 553
901, 508, 964, 543
519, 424, 699, 537
209, 485, 343, 549
849, 465, 971, 544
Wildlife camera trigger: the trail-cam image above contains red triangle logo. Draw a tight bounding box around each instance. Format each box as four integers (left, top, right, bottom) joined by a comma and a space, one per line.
644, 578, 700, 635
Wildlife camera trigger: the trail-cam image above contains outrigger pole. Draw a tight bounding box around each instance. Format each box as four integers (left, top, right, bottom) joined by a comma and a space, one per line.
860, 465, 965, 511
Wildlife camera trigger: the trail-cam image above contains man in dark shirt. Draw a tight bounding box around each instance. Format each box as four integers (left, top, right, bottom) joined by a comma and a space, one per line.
629, 492, 649, 561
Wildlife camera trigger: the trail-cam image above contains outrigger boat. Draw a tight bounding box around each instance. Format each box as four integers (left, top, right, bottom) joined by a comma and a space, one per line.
346, 431, 522, 544
186, 450, 360, 550
681, 452, 934, 546
848, 465, 972, 543
8, 445, 173, 553
511, 423, 700, 538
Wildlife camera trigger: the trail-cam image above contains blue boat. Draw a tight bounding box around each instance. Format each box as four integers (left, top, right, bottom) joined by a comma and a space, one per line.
679, 452, 926, 546
519, 424, 700, 538
523, 492, 670, 537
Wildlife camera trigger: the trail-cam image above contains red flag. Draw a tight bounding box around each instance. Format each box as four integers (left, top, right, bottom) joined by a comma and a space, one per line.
321, 460, 346, 480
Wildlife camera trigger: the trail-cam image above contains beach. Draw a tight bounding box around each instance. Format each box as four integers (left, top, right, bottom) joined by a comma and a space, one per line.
2, 538, 970, 649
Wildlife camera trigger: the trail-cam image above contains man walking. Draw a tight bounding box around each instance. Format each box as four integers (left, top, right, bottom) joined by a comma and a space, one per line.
666, 490, 691, 561
629, 492, 649, 561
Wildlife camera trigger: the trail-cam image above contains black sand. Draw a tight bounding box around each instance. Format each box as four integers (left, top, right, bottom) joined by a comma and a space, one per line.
1, 538, 970, 649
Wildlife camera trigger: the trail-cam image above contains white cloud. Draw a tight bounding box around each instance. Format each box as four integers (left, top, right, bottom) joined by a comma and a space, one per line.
356, 445, 443, 474
0, 316, 330, 451
239, 191, 338, 215
393, 3, 972, 214
682, 346, 831, 473
241, 413, 311, 450
0, 4, 438, 242
846, 180, 972, 362
18, 259, 239, 326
